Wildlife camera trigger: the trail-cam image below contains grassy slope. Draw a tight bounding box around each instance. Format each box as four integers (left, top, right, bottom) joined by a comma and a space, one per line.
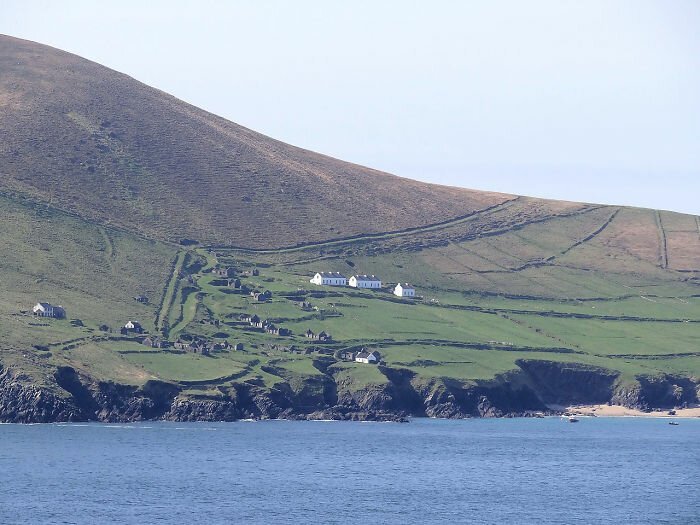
1, 182, 698, 396
0, 34, 507, 249
0, 37, 698, 399
0, 193, 176, 381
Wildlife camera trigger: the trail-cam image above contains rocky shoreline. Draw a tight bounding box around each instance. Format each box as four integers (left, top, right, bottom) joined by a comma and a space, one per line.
1, 361, 698, 424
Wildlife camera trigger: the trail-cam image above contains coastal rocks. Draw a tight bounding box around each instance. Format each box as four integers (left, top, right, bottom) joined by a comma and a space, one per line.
165, 397, 241, 421
53, 366, 183, 422
610, 382, 644, 409
0, 364, 81, 422
637, 375, 698, 408
2, 357, 699, 424
269, 368, 337, 411
304, 408, 408, 422
515, 359, 619, 405
92, 380, 180, 421
53, 366, 100, 418
612, 375, 700, 410
412, 376, 545, 418
413, 378, 468, 418
335, 382, 399, 413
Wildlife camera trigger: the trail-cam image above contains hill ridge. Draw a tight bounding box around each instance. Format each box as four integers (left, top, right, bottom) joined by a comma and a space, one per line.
0, 34, 514, 249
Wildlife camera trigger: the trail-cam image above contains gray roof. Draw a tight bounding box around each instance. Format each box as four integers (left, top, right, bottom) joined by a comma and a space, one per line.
352, 275, 381, 281
318, 272, 346, 278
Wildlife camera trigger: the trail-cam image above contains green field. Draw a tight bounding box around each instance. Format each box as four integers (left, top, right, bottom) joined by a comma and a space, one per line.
1, 191, 699, 400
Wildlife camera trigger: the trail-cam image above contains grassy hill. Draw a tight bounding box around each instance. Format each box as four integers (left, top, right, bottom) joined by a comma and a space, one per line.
0, 34, 507, 249
0, 35, 699, 421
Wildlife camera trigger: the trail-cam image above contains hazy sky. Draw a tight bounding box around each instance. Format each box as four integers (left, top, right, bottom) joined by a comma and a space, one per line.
2, 1, 699, 214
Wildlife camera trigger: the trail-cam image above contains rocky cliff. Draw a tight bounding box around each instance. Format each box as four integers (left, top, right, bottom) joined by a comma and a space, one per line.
2, 359, 698, 423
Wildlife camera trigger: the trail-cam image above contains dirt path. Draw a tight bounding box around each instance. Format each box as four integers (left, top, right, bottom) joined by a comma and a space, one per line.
98, 226, 116, 260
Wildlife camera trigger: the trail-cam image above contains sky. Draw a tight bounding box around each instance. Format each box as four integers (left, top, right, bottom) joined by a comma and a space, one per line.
2, 1, 699, 214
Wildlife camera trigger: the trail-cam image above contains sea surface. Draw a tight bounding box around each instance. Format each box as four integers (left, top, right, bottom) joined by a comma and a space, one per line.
1, 418, 698, 524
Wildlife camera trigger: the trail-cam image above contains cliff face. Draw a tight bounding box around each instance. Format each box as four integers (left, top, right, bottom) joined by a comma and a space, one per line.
1, 361, 698, 423
0, 365, 80, 423
515, 360, 619, 405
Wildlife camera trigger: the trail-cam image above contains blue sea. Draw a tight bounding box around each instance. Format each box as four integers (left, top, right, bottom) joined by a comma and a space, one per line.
1, 418, 698, 524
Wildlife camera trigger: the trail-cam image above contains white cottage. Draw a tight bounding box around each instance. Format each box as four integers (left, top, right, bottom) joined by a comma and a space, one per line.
32, 302, 65, 318
348, 275, 382, 289
393, 283, 416, 298
355, 350, 381, 364
123, 321, 143, 334
310, 272, 347, 286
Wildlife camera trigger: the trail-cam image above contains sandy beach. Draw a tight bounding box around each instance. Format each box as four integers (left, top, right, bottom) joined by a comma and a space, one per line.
559, 404, 700, 418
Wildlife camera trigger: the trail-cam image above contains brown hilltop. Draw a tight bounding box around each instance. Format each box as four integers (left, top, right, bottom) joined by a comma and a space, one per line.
0, 34, 509, 248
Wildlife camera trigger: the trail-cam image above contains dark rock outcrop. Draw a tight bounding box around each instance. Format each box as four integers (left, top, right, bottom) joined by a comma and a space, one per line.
516, 359, 619, 405
1, 359, 698, 423
612, 375, 699, 410
413, 375, 546, 418
0, 365, 81, 422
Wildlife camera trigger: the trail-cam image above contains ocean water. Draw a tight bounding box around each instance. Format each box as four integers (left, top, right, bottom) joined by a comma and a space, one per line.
1, 418, 698, 524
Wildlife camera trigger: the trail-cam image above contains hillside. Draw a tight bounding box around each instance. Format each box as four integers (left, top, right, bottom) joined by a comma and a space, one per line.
0, 35, 699, 423
0, 34, 509, 249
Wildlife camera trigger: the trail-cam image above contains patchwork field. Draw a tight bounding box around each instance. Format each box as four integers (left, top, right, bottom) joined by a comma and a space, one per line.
5, 201, 698, 398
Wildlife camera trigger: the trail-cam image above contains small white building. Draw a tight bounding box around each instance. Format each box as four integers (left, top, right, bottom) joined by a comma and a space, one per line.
32, 302, 65, 318
348, 275, 382, 289
393, 283, 416, 298
123, 321, 143, 333
310, 272, 347, 286
355, 350, 381, 364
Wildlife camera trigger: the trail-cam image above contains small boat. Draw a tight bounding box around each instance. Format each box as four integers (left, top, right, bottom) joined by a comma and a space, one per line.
668, 421, 679, 426
561, 415, 579, 423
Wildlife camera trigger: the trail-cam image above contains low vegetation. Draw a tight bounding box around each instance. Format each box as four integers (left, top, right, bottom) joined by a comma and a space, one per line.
5, 206, 698, 397
0, 35, 698, 419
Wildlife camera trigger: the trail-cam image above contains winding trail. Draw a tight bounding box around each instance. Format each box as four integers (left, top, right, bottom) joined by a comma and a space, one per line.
98, 226, 116, 260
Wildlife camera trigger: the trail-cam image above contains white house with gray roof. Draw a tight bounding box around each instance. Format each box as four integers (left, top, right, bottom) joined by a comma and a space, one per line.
310, 272, 347, 286
348, 275, 382, 289
393, 283, 416, 298
32, 302, 65, 318
355, 350, 381, 364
